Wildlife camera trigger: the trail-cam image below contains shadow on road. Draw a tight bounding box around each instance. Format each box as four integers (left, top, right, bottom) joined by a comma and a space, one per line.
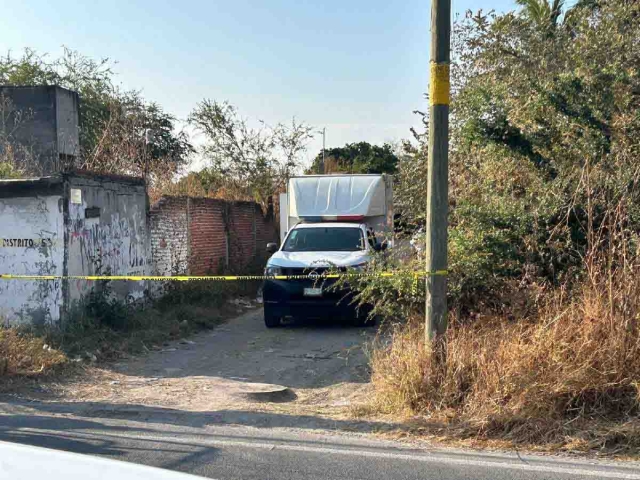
0, 401, 406, 434
0, 399, 403, 433
0, 411, 225, 471
0, 399, 416, 471
0, 414, 132, 457
5, 405, 639, 480
0, 402, 432, 460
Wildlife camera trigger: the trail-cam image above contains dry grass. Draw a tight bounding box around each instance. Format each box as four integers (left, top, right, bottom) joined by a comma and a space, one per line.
369, 262, 640, 454
0, 329, 67, 377
0, 282, 248, 382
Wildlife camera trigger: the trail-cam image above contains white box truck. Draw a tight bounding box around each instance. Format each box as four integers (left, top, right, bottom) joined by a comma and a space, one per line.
262, 174, 393, 327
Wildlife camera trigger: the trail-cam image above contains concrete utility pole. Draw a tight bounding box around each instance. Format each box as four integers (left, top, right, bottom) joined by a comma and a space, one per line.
425, 0, 451, 341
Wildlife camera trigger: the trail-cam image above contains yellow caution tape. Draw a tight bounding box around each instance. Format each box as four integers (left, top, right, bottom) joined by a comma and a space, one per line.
0, 271, 447, 282
429, 62, 450, 106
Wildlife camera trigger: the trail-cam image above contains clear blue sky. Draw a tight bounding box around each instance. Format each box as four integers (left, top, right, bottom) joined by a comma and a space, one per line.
0, 0, 516, 166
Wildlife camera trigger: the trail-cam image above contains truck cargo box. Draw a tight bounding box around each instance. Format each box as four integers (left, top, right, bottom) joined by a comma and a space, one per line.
281, 174, 393, 242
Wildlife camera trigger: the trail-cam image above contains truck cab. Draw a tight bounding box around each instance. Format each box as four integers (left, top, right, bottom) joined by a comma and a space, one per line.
262, 174, 392, 328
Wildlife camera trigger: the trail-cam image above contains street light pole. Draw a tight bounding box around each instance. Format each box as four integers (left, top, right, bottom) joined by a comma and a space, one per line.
318, 127, 326, 174
322, 127, 326, 174
425, 0, 451, 342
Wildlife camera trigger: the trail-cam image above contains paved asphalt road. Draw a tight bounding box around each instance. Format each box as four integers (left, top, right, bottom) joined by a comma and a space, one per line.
2, 408, 640, 480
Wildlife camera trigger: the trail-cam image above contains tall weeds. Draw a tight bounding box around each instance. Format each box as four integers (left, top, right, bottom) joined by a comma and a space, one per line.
0, 329, 66, 377
371, 249, 640, 448
372, 187, 640, 449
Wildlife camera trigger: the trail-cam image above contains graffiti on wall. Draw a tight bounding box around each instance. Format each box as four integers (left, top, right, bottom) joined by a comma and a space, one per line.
67, 184, 149, 302
0, 196, 63, 326
1, 238, 54, 247
1, 177, 151, 325
70, 214, 146, 273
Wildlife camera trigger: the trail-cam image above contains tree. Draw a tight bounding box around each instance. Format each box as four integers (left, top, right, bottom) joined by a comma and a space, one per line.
0, 162, 21, 178
516, 0, 565, 27
0, 94, 34, 178
307, 141, 399, 175
393, 0, 640, 309
0, 48, 193, 179
188, 100, 313, 208
85, 97, 193, 180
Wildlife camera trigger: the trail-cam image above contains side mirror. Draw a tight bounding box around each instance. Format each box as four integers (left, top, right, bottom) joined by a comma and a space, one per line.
266, 243, 278, 254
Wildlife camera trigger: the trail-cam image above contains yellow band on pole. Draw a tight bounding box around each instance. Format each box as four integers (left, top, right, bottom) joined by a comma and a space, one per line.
430, 62, 450, 106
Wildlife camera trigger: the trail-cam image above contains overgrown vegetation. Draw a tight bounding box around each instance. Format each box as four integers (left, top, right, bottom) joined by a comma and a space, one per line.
370, 247, 640, 452
1, 49, 317, 207
0, 329, 67, 377
0, 161, 22, 179
49, 280, 245, 362
0, 276, 257, 380
177, 100, 314, 209
306, 141, 399, 175
364, 0, 640, 317
1, 94, 33, 178
0, 48, 193, 180
357, 0, 640, 453
393, 1, 629, 306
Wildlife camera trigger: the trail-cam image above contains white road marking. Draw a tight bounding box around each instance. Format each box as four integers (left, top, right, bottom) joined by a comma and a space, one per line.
18, 427, 640, 479
172, 438, 640, 479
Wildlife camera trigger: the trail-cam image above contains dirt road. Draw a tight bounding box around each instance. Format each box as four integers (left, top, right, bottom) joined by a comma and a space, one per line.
117, 307, 373, 388
47, 307, 379, 429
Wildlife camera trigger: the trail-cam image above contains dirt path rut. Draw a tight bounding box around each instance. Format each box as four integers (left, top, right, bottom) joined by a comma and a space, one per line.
51, 308, 379, 426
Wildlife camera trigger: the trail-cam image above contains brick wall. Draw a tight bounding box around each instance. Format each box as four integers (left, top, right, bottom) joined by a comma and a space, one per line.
150, 196, 277, 276
150, 197, 189, 276
189, 198, 227, 275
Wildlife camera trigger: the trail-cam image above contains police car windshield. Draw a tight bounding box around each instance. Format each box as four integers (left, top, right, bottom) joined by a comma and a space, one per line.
283, 227, 364, 252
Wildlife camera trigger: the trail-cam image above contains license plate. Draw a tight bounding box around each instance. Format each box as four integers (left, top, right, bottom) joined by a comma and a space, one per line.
303, 287, 323, 297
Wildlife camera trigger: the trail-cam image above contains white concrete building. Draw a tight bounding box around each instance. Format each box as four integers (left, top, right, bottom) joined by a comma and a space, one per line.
0, 171, 149, 326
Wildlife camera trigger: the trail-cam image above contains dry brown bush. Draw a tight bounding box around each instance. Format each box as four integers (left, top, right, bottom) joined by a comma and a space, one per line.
370, 252, 640, 451
0, 329, 67, 377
